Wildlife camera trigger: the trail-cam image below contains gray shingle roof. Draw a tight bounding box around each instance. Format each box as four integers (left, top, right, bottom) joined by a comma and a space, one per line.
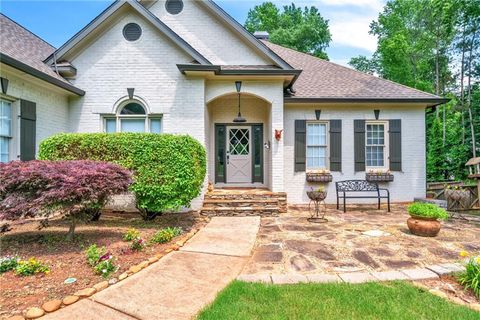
0, 13, 71, 85
262, 40, 444, 102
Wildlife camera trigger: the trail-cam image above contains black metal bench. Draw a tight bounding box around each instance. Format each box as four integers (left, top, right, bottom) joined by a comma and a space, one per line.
336, 180, 390, 213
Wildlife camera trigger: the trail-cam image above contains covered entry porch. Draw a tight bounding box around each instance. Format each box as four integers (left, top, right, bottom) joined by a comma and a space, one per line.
205, 80, 284, 191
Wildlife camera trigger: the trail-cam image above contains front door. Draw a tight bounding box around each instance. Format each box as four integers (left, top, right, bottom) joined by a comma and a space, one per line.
226, 126, 252, 183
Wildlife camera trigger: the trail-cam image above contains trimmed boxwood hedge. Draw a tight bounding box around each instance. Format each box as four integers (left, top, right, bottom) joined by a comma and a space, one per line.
39, 133, 206, 216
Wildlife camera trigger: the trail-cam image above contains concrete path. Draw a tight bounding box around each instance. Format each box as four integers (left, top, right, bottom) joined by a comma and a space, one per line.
43, 217, 260, 320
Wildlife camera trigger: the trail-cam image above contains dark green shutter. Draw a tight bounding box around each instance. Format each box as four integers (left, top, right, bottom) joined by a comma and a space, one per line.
389, 119, 402, 171
354, 120, 366, 172
329, 120, 342, 172
252, 125, 263, 183
294, 120, 306, 172
20, 100, 36, 161
215, 124, 226, 183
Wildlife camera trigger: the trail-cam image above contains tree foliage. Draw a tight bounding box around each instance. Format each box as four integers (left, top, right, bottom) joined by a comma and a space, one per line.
349, 0, 480, 181
0, 160, 132, 239
245, 2, 331, 59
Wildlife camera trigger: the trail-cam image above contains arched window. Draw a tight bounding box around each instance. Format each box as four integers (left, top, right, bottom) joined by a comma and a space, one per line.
104, 101, 162, 134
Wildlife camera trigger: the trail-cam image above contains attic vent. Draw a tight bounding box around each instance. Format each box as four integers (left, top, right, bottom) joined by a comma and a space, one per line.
123, 23, 142, 42
166, 0, 183, 15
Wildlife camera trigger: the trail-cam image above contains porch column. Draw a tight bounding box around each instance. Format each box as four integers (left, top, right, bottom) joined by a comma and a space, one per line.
270, 94, 284, 192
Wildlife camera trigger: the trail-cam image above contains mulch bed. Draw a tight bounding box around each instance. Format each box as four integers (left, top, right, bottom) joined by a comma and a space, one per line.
417, 275, 479, 305
0, 211, 207, 319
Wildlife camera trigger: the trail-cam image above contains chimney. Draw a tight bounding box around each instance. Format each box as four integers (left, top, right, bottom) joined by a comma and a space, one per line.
253, 31, 269, 40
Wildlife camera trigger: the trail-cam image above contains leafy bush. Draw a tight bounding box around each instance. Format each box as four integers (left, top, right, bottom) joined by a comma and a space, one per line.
0, 160, 132, 239
123, 228, 140, 242
0, 256, 19, 273
38, 133, 206, 218
85, 244, 116, 278
150, 227, 183, 244
15, 258, 50, 276
407, 202, 449, 220
458, 252, 480, 298
130, 238, 146, 252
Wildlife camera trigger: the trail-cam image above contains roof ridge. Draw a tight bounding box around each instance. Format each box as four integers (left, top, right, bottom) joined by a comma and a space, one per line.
262, 40, 442, 100
0, 13, 56, 51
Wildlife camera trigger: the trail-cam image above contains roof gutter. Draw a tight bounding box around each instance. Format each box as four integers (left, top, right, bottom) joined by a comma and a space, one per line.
177, 64, 301, 77
1, 53, 85, 96
284, 97, 450, 107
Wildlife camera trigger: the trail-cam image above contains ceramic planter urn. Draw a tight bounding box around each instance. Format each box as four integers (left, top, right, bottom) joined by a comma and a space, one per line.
407, 216, 441, 237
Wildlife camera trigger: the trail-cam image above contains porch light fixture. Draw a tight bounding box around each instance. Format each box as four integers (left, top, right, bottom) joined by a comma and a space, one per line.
233, 81, 246, 123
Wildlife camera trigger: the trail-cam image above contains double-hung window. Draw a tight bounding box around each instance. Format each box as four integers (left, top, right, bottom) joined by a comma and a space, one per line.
306, 122, 328, 170
104, 102, 162, 134
0, 99, 12, 163
366, 122, 387, 168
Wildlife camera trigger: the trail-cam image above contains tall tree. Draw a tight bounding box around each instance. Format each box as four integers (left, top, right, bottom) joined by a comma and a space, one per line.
245, 2, 331, 59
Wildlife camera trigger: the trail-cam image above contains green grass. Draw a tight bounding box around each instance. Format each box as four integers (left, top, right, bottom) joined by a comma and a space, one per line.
197, 281, 479, 320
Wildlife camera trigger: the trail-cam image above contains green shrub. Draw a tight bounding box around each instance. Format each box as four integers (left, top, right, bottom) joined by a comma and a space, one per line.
150, 227, 183, 244
123, 228, 140, 242
458, 254, 480, 298
407, 202, 449, 220
15, 258, 50, 276
0, 256, 19, 273
38, 133, 206, 217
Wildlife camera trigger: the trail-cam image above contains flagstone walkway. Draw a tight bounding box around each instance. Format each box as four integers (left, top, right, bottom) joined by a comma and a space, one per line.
43, 217, 260, 320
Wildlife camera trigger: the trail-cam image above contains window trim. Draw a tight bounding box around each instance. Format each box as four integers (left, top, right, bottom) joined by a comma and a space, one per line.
306, 121, 329, 170
365, 120, 389, 170
0, 99, 13, 162
102, 100, 162, 134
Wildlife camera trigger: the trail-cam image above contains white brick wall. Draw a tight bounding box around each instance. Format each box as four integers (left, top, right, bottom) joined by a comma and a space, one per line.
149, 0, 274, 65
284, 103, 427, 203
0, 67, 70, 158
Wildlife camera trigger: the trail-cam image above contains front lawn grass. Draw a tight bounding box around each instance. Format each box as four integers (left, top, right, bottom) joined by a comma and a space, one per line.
198, 280, 479, 320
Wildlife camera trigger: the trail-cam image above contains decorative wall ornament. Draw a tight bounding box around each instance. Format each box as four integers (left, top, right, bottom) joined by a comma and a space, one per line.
1, 77, 9, 94
275, 129, 283, 141
315, 109, 321, 120
127, 88, 135, 100
374, 110, 380, 120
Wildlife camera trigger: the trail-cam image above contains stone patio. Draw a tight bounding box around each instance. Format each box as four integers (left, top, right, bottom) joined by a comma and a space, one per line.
241, 205, 480, 276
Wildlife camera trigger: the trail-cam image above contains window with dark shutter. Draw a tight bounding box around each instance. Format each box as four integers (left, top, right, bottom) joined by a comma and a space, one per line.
329, 120, 342, 171
354, 120, 366, 172
389, 119, 402, 171
20, 100, 36, 161
294, 120, 306, 172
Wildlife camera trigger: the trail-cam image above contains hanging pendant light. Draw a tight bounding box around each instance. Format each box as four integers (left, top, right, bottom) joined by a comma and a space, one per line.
233, 81, 246, 123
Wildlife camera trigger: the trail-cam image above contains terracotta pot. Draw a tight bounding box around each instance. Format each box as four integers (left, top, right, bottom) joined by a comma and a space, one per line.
407, 216, 441, 237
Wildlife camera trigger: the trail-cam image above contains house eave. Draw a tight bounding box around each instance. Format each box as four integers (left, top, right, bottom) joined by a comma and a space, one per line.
0, 53, 85, 96
284, 97, 450, 107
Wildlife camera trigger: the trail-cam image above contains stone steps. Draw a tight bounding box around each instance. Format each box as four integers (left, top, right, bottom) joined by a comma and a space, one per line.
201, 190, 287, 216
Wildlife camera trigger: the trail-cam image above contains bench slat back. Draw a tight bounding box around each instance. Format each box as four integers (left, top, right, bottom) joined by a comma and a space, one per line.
336, 180, 379, 192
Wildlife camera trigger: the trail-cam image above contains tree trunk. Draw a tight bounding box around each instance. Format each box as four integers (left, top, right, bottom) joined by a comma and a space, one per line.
466, 30, 477, 158
460, 23, 466, 144
67, 215, 76, 241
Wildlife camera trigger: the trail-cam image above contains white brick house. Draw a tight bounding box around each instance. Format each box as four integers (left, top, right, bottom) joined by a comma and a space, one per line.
0, 0, 446, 207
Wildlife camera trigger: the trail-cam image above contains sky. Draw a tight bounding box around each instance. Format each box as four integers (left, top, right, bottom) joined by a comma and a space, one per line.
0, 0, 386, 66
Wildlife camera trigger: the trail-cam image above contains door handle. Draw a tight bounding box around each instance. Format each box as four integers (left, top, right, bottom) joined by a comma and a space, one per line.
226, 154, 230, 164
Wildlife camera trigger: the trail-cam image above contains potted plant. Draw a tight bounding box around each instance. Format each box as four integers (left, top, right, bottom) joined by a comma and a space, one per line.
307, 185, 327, 201
406, 202, 449, 237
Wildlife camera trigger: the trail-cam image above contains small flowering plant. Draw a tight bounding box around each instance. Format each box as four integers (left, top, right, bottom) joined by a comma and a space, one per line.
458, 251, 480, 298
123, 228, 140, 242
14, 257, 50, 276
0, 256, 19, 273
130, 238, 146, 252
94, 253, 117, 278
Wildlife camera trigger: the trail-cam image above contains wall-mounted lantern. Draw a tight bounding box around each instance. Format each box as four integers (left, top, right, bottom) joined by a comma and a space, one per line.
315, 109, 321, 120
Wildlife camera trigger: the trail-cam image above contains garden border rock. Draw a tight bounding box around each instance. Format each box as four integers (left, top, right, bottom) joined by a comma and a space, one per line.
9, 228, 200, 320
